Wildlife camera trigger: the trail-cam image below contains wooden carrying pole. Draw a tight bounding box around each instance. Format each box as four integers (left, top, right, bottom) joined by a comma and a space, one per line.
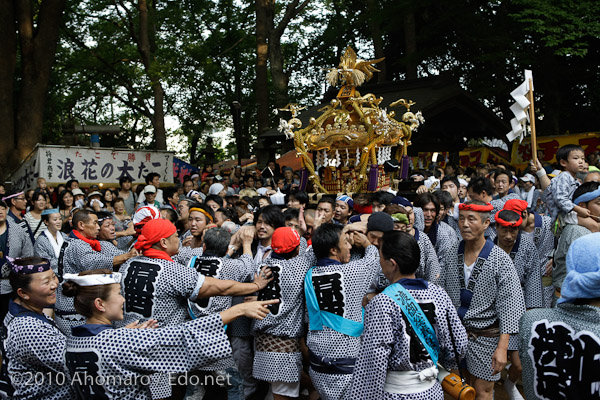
527, 78, 538, 165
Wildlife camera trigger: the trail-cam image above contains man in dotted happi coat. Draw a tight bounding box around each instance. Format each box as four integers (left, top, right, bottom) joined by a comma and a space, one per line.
118, 219, 270, 399
252, 227, 312, 399
441, 200, 525, 400
304, 223, 377, 400
55, 210, 136, 334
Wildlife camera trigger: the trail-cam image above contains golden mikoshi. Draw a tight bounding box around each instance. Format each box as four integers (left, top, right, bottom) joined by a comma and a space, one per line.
278, 46, 424, 194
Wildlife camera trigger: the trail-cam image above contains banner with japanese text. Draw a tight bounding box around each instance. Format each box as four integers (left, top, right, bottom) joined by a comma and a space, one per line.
10, 145, 174, 190
511, 132, 600, 169
458, 147, 511, 168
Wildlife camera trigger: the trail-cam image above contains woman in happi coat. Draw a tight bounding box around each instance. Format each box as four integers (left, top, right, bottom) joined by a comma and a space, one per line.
0, 257, 75, 399
352, 231, 468, 400
62, 269, 278, 400
33, 209, 69, 277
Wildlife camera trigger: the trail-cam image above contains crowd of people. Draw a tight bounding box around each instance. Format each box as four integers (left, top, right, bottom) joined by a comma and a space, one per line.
0, 144, 599, 400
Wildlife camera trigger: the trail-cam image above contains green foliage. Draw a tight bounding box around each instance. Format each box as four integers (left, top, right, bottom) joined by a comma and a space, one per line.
39, 0, 599, 159
511, 0, 600, 57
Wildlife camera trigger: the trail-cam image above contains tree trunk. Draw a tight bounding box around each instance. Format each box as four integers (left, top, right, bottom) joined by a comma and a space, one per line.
189, 131, 199, 165
269, 34, 289, 108
151, 83, 167, 149
231, 12, 248, 160
404, 11, 417, 79
14, 0, 66, 164
255, 0, 271, 136
242, 105, 253, 160
268, 0, 310, 108
138, 0, 167, 150
189, 120, 206, 164
0, 0, 17, 174
233, 63, 249, 160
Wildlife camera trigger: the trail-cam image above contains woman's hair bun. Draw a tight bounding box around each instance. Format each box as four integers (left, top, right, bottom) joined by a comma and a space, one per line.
61, 280, 79, 297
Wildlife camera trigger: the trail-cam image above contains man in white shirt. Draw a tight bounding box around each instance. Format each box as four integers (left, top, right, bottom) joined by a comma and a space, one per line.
136, 172, 164, 205
515, 173, 540, 211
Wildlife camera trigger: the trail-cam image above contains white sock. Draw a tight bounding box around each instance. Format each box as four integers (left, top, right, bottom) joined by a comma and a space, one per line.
505, 377, 525, 400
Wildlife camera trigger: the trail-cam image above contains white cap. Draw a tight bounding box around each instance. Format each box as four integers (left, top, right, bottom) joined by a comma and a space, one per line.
87, 191, 102, 198
71, 188, 84, 197
208, 183, 225, 195
520, 173, 535, 183
144, 185, 157, 194
458, 178, 468, 187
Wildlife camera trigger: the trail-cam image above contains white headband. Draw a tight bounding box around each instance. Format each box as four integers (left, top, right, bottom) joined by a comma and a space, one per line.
63, 273, 122, 286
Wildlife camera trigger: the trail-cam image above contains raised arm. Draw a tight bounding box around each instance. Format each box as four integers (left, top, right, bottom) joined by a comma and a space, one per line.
226, 225, 255, 257
529, 159, 551, 191
196, 267, 272, 299
219, 299, 278, 325
112, 247, 139, 269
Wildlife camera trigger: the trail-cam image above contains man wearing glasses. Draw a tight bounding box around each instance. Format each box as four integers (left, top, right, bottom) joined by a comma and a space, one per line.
3, 190, 34, 244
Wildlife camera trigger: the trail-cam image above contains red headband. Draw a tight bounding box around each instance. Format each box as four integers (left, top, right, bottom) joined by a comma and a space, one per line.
353, 204, 373, 214
134, 216, 153, 237
495, 210, 523, 228
458, 203, 493, 212
135, 219, 177, 251
271, 227, 301, 254
503, 199, 528, 214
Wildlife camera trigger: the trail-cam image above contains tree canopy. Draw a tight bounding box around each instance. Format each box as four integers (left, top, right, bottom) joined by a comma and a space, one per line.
0, 0, 598, 176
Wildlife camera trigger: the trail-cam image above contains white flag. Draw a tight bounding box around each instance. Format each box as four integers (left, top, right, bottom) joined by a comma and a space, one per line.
510, 101, 528, 123
506, 69, 533, 142
511, 81, 530, 111
525, 69, 534, 91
